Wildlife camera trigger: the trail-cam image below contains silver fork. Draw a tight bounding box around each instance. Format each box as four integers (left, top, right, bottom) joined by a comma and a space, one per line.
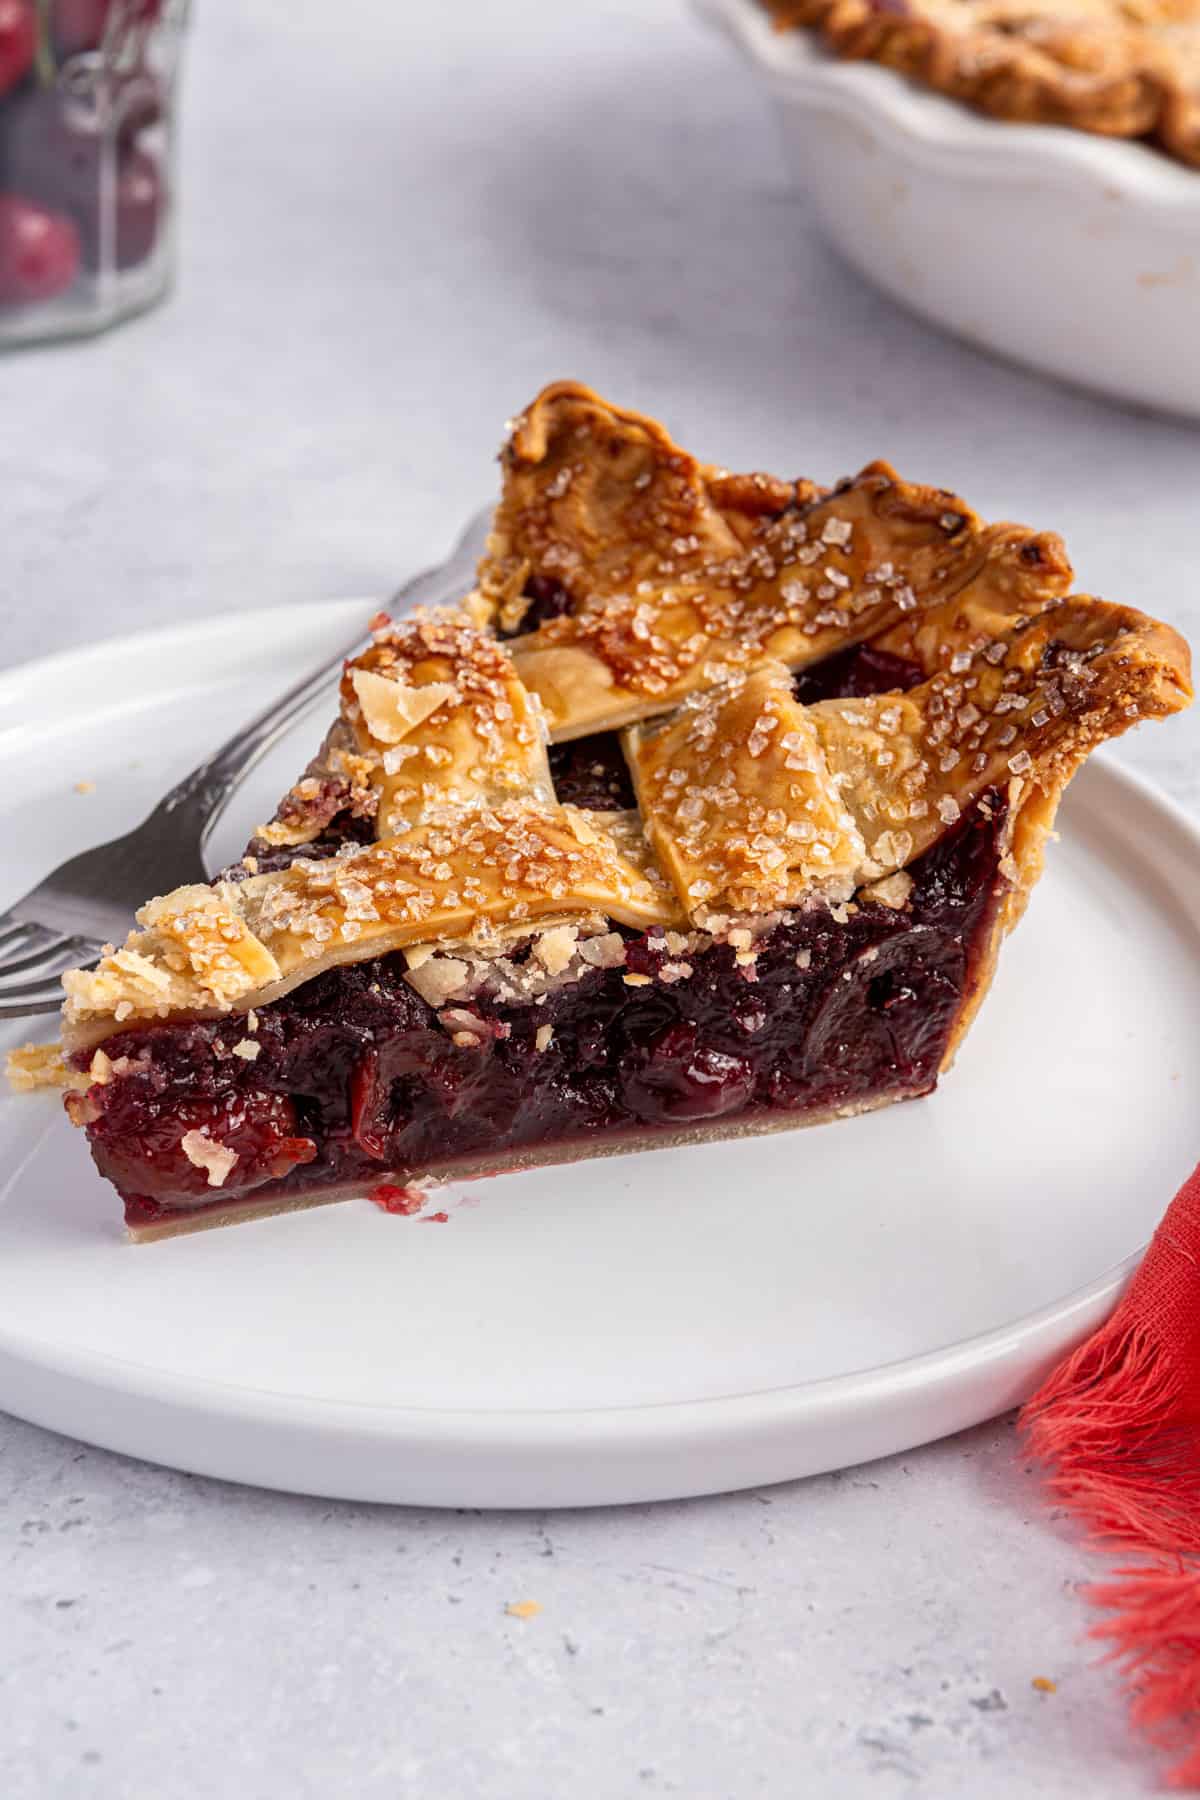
0, 508, 490, 1021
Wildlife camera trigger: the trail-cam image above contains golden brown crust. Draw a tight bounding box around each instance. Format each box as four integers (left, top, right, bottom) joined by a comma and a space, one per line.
813, 592, 1191, 867
626, 582, 1190, 920
59, 384, 1191, 1053
254, 613, 555, 848
61, 799, 682, 1049
343, 613, 555, 833
627, 662, 869, 918
483, 383, 1074, 740
763, 0, 1200, 167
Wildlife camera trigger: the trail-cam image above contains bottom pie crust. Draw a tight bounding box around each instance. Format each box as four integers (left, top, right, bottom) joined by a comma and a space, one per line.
124, 1091, 917, 1242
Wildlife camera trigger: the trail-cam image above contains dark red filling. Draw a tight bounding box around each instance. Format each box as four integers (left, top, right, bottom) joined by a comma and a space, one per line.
548, 732, 638, 811
74, 640, 1002, 1230
75, 791, 1007, 1229
496, 573, 575, 638
791, 642, 924, 704
238, 810, 375, 880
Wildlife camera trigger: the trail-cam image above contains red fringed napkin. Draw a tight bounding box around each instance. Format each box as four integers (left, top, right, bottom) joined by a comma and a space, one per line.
1020, 1161, 1200, 1788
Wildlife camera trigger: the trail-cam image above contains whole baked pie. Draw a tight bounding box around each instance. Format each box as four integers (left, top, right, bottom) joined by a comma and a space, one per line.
41, 383, 1192, 1237
763, 0, 1200, 167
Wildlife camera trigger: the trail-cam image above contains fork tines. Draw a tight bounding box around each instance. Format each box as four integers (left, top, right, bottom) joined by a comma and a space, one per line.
0, 919, 102, 1020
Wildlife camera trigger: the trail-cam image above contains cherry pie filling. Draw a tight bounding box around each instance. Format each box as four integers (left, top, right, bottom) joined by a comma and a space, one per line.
68, 646, 1007, 1230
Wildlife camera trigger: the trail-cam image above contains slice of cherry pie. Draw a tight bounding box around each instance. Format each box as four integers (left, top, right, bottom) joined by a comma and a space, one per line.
44, 383, 1192, 1237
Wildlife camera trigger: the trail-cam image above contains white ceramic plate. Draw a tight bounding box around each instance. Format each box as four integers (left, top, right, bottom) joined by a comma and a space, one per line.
1, 603, 1197, 1507
695, 0, 1200, 418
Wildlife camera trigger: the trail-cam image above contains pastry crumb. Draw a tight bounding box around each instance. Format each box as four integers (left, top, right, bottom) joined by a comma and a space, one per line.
180, 1130, 238, 1188
861, 870, 914, 911
1031, 1677, 1057, 1694
505, 1600, 542, 1620
6, 1042, 83, 1092
73, 779, 96, 795
533, 924, 579, 976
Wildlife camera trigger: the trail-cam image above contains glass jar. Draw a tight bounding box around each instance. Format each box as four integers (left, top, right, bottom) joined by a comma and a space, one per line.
0, 0, 186, 345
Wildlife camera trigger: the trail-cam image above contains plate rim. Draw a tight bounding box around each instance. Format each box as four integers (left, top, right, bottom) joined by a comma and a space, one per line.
1, 603, 1194, 1499
0, 597, 371, 733
0, 1224, 1142, 1429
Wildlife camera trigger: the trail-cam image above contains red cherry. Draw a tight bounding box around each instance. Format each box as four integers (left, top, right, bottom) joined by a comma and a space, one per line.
113, 141, 159, 266
620, 1024, 756, 1122
89, 1089, 316, 1204
52, 0, 111, 55
70, 143, 162, 271
53, 0, 105, 54
53, 0, 159, 56
0, 0, 35, 97
0, 193, 81, 305
117, 70, 163, 144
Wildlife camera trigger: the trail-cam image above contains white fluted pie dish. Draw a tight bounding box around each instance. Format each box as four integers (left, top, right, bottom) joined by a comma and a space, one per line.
695, 0, 1200, 418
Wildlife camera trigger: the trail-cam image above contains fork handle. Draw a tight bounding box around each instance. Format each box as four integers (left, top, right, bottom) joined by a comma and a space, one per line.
156, 641, 352, 842
149, 507, 492, 847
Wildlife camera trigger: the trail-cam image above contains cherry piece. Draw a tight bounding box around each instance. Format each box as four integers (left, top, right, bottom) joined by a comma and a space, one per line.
0, 192, 80, 304
116, 70, 162, 145
89, 1088, 316, 1204
66, 142, 162, 271
111, 141, 159, 266
620, 1024, 757, 1123
368, 1183, 424, 1216
52, 0, 110, 54
52, 0, 161, 58
0, 0, 35, 98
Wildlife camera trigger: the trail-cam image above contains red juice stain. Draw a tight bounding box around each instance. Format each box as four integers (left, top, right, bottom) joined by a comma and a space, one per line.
368, 1183, 424, 1216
